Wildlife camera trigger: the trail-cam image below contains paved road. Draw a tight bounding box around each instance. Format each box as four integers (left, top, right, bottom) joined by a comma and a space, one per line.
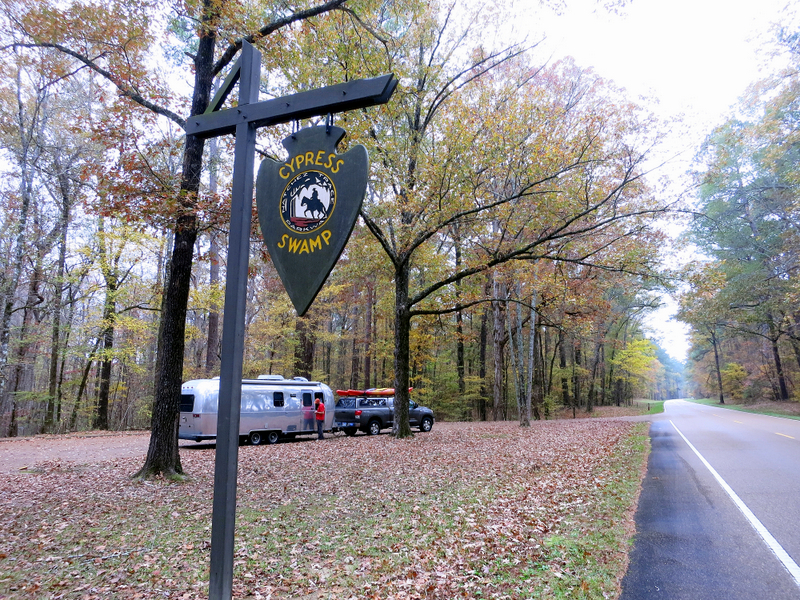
620, 400, 800, 599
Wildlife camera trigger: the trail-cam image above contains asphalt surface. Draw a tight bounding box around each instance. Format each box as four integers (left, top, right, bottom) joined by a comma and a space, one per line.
620, 400, 800, 599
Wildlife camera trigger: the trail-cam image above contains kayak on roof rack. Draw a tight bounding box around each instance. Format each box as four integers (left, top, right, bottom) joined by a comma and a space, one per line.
333, 387, 433, 436
335, 387, 413, 397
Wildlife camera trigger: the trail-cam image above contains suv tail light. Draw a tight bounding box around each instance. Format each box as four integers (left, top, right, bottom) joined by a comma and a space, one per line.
355, 409, 362, 416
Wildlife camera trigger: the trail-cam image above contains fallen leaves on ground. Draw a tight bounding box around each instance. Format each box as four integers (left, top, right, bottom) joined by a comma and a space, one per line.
0, 420, 648, 599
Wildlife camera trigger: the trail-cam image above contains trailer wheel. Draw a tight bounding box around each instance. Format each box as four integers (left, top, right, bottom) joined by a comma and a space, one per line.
420, 416, 433, 432
249, 431, 263, 446
344, 427, 357, 437
366, 420, 381, 436
266, 431, 280, 445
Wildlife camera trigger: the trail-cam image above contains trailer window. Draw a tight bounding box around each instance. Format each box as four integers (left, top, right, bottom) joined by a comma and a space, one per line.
302, 392, 312, 407
273, 392, 285, 408
242, 390, 267, 411
314, 392, 324, 404
180, 394, 194, 412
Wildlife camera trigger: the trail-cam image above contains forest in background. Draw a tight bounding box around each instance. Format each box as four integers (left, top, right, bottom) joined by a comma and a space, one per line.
0, 0, 688, 439
679, 20, 800, 406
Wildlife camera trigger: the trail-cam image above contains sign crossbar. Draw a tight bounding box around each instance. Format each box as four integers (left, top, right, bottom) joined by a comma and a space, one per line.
188, 73, 397, 139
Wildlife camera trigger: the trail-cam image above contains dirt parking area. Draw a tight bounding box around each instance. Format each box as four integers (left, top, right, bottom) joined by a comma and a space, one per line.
0, 431, 154, 474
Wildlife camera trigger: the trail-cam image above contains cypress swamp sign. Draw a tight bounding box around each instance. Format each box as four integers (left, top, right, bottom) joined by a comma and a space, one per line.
256, 125, 367, 315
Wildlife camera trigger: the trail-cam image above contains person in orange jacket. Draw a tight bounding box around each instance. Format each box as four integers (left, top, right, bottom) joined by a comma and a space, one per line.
314, 398, 325, 440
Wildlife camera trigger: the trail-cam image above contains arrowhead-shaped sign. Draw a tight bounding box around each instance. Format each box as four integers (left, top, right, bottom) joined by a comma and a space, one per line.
256, 126, 368, 315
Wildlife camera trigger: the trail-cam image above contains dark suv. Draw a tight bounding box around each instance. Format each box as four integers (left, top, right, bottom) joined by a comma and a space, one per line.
334, 394, 434, 436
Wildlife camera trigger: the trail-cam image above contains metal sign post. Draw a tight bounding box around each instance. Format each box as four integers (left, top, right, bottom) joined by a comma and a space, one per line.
191, 41, 396, 600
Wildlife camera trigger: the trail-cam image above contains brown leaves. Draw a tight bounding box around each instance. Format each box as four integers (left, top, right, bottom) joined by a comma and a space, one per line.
0, 420, 646, 599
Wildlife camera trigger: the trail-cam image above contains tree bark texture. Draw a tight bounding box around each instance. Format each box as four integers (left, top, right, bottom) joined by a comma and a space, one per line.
363, 283, 373, 389
478, 305, 488, 421
135, 13, 216, 477
767, 315, 790, 401
205, 232, 221, 376
491, 276, 506, 421
45, 184, 70, 432
710, 328, 725, 405
294, 316, 314, 380
392, 260, 412, 437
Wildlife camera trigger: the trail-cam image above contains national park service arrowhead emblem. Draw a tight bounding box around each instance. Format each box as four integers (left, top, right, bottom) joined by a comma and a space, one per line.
256, 126, 368, 315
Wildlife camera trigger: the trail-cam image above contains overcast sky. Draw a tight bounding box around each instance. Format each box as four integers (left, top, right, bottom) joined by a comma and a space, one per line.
514, 0, 791, 360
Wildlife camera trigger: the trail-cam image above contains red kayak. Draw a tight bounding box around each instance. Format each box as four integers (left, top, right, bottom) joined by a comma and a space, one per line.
336, 387, 413, 397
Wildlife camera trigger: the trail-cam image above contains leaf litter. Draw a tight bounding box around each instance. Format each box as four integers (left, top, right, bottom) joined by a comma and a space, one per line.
0, 420, 648, 599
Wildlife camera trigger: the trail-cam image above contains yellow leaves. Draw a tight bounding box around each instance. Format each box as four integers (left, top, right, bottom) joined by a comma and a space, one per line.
611, 338, 662, 394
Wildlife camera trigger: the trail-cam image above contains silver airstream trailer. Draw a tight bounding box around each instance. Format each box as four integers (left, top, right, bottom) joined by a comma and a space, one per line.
179, 375, 335, 445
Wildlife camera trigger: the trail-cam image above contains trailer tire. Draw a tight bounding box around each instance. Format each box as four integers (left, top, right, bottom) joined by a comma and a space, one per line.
249, 431, 263, 446
366, 420, 381, 436
266, 431, 280, 445
344, 427, 357, 437
420, 416, 433, 432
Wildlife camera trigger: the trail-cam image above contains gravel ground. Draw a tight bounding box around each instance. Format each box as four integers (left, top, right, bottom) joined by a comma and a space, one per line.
0, 431, 154, 474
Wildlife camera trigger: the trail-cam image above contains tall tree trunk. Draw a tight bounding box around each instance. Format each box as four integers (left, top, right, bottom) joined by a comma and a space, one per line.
0, 64, 40, 417
587, 339, 602, 413
94, 283, 116, 430
478, 304, 488, 421
363, 282, 373, 389
7, 258, 44, 436
349, 305, 360, 389
324, 315, 333, 382
524, 296, 535, 424
454, 227, 465, 395
491, 275, 506, 421
505, 286, 528, 426
392, 259, 412, 437
767, 315, 789, 401
709, 328, 725, 405
70, 341, 101, 431
205, 128, 221, 376
505, 293, 522, 424
600, 343, 607, 406
532, 323, 544, 420
558, 330, 570, 412
205, 229, 220, 375
573, 341, 582, 411
94, 217, 118, 431
135, 5, 216, 478
45, 191, 70, 432
294, 316, 314, 380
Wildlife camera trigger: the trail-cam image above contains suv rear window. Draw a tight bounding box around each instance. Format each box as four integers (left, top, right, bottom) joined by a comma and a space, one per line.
336, 397, 356, 408
358, 397, 387, 407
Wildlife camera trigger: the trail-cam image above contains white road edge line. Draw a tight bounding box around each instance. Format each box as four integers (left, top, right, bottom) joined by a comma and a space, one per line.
670, 420, 800, 588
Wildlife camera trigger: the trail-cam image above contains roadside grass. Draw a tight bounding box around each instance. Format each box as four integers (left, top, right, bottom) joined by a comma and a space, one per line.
552, 400, 663, 420
630, 400, 664, 416
0, 421, 649, 599
686, 397, 800, 421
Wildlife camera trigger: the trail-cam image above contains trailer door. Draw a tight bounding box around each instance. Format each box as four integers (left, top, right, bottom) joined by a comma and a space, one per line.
179, 393, 196, 438
301, 392, 314, 432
